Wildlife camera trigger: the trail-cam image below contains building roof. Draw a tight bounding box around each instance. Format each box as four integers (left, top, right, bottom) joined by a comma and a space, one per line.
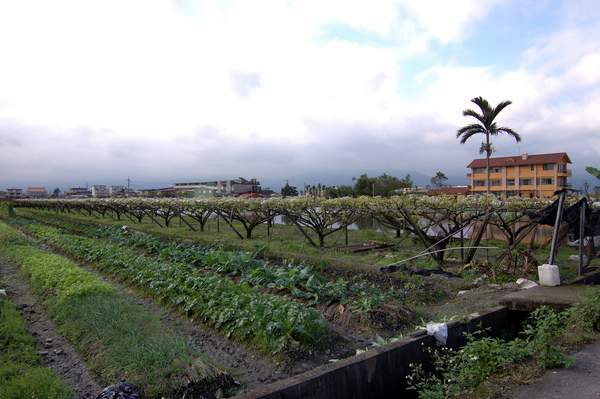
27, 187, 46, 192
467, 152, 571, 169
426, 187, 470, 196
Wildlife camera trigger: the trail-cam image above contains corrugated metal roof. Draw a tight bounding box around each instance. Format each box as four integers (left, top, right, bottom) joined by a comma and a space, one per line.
467, 152, 571, 169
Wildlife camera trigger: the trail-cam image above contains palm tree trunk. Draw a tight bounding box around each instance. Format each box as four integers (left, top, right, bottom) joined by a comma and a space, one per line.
486, 132, 490, 195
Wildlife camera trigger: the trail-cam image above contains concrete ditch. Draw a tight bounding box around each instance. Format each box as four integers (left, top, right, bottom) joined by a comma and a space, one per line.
232, 277, 600, 399
232, 306, 518, 399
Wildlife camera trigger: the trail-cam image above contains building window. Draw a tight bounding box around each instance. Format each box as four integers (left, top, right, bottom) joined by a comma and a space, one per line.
538, 178, 554, 185
490, 180, 502, 186
520, 179, 533, 186
474, 168, 486, 174
506, 191, 515, 198
474, 181, 486, 187
543, 164, 555, 171
507, 179, 515, 186
490, 167, 501, 173
531, 165, 535, 171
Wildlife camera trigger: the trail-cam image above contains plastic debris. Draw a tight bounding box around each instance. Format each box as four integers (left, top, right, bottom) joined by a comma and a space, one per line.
94, 381, 143, 399
516, 278, 538, 290
0, 289, 6, 296
426, 323, 448, 345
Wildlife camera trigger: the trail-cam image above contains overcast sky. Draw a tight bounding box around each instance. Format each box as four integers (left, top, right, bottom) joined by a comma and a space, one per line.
1, 0, 598, 192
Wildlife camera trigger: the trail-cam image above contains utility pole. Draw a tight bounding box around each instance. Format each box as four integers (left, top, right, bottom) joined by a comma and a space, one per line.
127, 176, 131, 196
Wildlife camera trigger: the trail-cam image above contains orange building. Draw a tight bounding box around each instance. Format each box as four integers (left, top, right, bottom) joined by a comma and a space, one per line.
467, 152, 572, 199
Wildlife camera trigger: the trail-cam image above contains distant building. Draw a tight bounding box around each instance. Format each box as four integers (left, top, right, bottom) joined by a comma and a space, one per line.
173, 177, 262, 197
91, 185, 108, 198
467, 152, 572, 199
6, 188, 23, 200
25, 187, 47, 199
109, 186, 124, 197
138, 187, 172, 197
65, 187, 91, 198
425, 186, 470, 199
397, 187, 429, 196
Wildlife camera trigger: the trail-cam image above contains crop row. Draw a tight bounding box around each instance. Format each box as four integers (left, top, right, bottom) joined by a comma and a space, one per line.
20, 222, 326, 354
15, 213, 403, 311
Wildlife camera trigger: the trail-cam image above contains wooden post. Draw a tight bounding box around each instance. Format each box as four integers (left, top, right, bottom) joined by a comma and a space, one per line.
345, 225, 348, 246
284, 211, 318, 248
217, 211, 244, 240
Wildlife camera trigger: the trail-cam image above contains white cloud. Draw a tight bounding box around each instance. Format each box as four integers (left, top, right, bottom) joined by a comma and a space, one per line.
0, 0, 598, 191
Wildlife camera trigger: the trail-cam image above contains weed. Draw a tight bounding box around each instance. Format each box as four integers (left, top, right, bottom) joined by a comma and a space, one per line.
408, 304, 580, 398
520, 306, 575, 369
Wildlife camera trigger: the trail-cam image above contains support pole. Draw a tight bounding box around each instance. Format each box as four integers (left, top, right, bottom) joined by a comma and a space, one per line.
549, 189, 567, 265
579, 198, 586, 276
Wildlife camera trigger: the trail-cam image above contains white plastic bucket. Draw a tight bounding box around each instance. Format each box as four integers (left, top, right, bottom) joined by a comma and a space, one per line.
538, 264, 560, 286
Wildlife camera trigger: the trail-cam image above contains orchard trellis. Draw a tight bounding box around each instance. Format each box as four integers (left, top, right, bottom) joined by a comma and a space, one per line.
15, 195, 568, 265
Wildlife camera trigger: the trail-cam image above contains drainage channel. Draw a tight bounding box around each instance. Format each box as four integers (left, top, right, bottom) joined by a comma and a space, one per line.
232, 276, 600, 399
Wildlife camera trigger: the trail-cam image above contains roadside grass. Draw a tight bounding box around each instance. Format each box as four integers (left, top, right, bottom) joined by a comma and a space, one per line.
0, 273, 74, 399
0, 222, 229, 399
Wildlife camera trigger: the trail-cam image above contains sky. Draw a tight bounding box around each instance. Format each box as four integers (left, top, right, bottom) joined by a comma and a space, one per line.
0, 0, 599, 193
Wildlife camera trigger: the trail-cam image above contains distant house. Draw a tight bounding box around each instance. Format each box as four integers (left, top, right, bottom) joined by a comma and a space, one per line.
6, 188, 23, 200
25, 187, 47, 199
236, 193, 264, 198
467, 152, 572, 199
425, 186, 470, 199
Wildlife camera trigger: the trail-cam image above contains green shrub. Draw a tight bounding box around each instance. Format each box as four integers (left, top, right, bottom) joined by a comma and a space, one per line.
0, 202, 16, 220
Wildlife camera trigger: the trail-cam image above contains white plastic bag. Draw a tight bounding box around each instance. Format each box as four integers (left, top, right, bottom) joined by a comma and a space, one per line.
426, 323, 448, 345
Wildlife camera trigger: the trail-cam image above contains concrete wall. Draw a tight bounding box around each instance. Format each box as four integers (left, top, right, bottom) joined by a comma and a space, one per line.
232, 306, 516, 399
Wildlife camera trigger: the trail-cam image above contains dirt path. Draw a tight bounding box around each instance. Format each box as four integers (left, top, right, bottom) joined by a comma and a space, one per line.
0, 257, 102, 399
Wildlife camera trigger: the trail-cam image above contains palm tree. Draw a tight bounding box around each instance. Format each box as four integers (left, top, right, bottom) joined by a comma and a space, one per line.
456, 96, 521, 195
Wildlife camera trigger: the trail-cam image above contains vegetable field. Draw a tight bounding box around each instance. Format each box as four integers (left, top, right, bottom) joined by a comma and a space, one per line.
0, 194, 588, 398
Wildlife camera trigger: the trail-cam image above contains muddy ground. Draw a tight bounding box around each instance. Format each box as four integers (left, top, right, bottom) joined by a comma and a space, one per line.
0, 246, 520, 398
